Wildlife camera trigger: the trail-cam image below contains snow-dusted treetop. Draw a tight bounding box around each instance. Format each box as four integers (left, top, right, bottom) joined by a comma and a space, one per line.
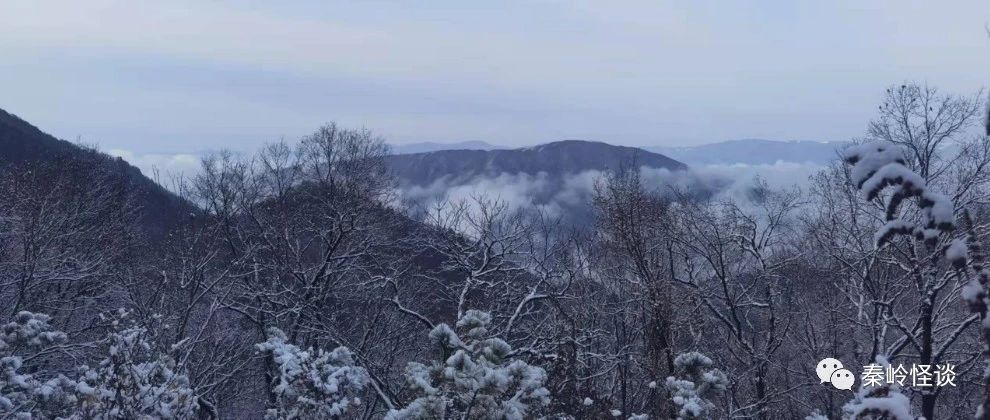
843, 357, 914, 420
842, 142, 955, 247
256, 327, 369, 420
386, 310, 551, 420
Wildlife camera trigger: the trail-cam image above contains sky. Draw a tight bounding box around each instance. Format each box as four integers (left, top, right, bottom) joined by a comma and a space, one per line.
2, 0, 989, 166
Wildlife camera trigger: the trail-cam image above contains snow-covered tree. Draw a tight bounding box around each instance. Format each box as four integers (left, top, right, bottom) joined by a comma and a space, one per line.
958, 211, 990, 420
842, 141, 956, 247
0, 151, 141, 323
662, 352, 727, 420
805, 410, 829, 420
7, 100, 990, 418
841, 138, 976, 418
623, 352, 727, 420
256, 328, 369, 419
796, 83, 990, 418
190, 126, 405, 410
1, 309, 202, 419
386, 310, 551, 420
668, 182, 801, 418
71, 310, 199, 419
592, 164, 677, 414
843, 357, 915, 420
0, 311, 75, 417
979, 92, 990, 420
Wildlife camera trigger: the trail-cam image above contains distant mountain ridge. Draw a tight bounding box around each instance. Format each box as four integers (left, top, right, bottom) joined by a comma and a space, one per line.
388, 138, 847, 168
387, 139, 686, 187
389, 140, 503, 155
649, 139, 848, 165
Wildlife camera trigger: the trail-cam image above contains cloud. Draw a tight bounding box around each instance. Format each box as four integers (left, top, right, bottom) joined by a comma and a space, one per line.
107, 145, 823, 224
395, 172, 561, 218
683, 161, 824, 201
108, 143, 823, 225
107, 149, 202, 186
394, 161, 824, 225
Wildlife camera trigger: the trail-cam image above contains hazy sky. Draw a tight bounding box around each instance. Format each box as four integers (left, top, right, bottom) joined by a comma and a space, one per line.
2, 0, 989, 157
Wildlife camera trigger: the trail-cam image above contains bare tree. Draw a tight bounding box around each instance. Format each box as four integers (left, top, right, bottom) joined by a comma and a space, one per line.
592, 163, 678, 417
0, 150, 140, 327
825, 83, 989, 419
670, 183, 803, 419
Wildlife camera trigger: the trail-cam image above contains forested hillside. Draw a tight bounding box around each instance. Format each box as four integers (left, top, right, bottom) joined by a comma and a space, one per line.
2, 84, 990, 419
0, 108, 192, 237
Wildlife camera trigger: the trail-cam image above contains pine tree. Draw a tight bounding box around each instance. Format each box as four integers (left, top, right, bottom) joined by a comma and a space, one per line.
256, 328, 370, 419
843, 357, 914, 420
71, 310, 199, 419
386, 310, 551, 420
0, 311, 75, 417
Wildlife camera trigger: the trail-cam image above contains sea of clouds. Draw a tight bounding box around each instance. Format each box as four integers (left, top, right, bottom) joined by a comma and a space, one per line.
393, 161, 827, 224
111, 148, 829, 225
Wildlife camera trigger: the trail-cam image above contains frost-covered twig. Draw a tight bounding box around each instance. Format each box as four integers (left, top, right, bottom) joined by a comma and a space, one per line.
959, 211, 990, 420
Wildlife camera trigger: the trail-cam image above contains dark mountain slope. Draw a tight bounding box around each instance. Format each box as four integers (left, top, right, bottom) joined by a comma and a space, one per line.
0, 108, 192, 237
0, 110, 79, 163
388, 139, 686, 187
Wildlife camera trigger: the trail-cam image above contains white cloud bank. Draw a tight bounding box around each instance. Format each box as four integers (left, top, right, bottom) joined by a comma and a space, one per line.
109, 147, 825, 221
394, 161, 825, 223
107, 149, 202, 186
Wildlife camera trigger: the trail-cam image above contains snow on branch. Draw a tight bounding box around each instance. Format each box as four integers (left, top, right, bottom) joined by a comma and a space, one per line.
664, 352, 728, 420
0, 312, 74, 418
842, 142, 956, 247
843, 357, 915, 420
256, 328, 369, 419
385, 310, 551, 420
960, 211, 990, 419
626, 351, 728, 420
73, 310, 200, 419
2, 310, 200, 419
